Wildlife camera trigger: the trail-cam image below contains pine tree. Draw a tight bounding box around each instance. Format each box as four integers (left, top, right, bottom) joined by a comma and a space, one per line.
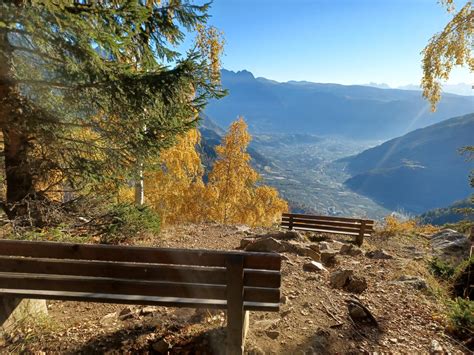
0, 1, 224, 224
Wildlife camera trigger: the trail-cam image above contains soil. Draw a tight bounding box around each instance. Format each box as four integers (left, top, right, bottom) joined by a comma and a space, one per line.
1, 223, 470, 354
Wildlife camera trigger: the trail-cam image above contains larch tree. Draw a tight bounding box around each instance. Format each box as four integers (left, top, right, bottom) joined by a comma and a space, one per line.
421, 0, 473, 110
145, 128, 207, 225
207, 117, 287, 226
0, 1, 224, 225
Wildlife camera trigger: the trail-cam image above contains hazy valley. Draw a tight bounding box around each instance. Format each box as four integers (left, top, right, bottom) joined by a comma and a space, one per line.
202, 70, 474, 220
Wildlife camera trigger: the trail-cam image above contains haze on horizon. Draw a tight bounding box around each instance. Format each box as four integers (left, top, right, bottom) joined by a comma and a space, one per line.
204, 0, 472, 91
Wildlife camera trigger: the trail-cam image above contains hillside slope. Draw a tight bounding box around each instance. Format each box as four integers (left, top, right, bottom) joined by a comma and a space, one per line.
342, 113, 474, 213
204, 70, 474, 140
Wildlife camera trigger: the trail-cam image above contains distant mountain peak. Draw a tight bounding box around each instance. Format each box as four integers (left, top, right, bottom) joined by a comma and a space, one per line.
221, 69, 255, 80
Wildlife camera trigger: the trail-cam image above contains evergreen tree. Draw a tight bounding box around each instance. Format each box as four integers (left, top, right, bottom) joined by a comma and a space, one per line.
0, 1, 224, 224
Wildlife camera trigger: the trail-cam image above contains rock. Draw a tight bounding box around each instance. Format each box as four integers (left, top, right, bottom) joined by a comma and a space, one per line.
118, 307, 135, 320
330, 269, 353, 288
346, 298, 378, 326
152, 338, 171, 353
281, 240, 307, 255
331, 241, 344, 250
430, 229, 471, 266
244, 237, 285, 253
430, 339, 443, 354
235, 224, 251, 233
303, 247, 321, 262
265, 330, 280, 339
396, 275, 428, 290
320, 250, 338, 266
365, 249, 393, 260
339, 244, 364, 256
254, 318, 279, 330
259, 231, 305, 241
303, 261, 327, 273
240, 238, 254, 249
318, 241, 331, 251
346, 276, 368, 293
100, 312, 117, 326
140, 306, 158, 316
280, 295, 288, 304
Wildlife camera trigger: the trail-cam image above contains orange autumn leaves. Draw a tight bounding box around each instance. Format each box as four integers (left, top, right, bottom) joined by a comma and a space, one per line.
143, 117, 288, 226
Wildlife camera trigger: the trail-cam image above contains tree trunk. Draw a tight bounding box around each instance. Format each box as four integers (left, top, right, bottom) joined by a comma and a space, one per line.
0, 27, 35, 222
134, 164, 144, 207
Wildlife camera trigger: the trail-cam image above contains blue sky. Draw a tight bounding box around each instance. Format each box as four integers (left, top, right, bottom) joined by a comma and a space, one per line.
201, 0, 471, 87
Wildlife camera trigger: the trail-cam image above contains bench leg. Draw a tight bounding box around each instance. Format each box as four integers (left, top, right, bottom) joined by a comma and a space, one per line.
226, 310, 249, 355
0, 297, 47, 335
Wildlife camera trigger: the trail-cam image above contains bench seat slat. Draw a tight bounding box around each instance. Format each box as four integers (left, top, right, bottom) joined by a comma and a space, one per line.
286, 227, 371, 237
0, 273, 280, 303
0, 257, 281, 288
281, 218, 374, 230
282, 213, 373, 224
0, 240, 281, 270
0, 273, 227, 300
281, 221, 373, 233
283, 222, 372, 235
0, 289, 279, 311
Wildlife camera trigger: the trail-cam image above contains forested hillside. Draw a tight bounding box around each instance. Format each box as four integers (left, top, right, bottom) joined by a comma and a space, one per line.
342, 113, 474, 213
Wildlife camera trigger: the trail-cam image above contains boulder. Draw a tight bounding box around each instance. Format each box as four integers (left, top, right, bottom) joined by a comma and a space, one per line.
430, 229, 471, 266
329, 269, 354, 288
339, 244, 363, 256
152, 339, 171, 353
396, 275, 428, 290
365, 249, 393, 260
320, 250, 338, 266
345, 276, 368, 293
303, 247, 321, 262
303, 261, 327, 273
331, 241, 344, 250
244, 237, 285, 253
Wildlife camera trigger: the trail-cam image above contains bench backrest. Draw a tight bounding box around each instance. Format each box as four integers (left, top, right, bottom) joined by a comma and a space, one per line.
281, 213, 374, 237
0, 240, 281, 311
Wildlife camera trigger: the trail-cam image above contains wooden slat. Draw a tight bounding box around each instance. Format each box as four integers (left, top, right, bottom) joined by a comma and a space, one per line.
282, 213, 373, 225
0, 257, 227, 285
0, 257, 281, 289
285, 226, 371, 237
282, 222, 370, 235
244, 270, 280, 288
0, 273, 227, 300
0, 240, 281, 270
0, 289, 279, 311
282, 217, 374, 230
244, 287, 280, 303
281, 220, 370, 232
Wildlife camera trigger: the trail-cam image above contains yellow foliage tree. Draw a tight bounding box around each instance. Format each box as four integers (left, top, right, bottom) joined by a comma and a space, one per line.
207, 117, 288, 226
422, 1, 473, 110
145, 129, 206, 226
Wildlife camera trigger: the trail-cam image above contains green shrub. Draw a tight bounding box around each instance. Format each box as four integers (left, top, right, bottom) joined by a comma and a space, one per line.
429, 258, 456, 280
447, 297, 474, 340
100, 203, 160, 244
452, 257, 473, 299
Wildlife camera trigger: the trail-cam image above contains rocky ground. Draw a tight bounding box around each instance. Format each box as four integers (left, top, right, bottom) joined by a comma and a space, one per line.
1, 223, 471, 354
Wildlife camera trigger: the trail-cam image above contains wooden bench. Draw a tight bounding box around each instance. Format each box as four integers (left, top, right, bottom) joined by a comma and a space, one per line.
0, 239, 281, 354
281, 213, 374, 245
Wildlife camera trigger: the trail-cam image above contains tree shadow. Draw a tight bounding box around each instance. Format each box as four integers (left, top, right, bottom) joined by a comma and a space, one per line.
285, 320, 384, 354
72, 322, 226, 354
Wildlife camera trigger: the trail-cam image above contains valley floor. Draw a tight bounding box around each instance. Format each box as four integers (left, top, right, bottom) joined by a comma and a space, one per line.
1, 223, 468, 354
